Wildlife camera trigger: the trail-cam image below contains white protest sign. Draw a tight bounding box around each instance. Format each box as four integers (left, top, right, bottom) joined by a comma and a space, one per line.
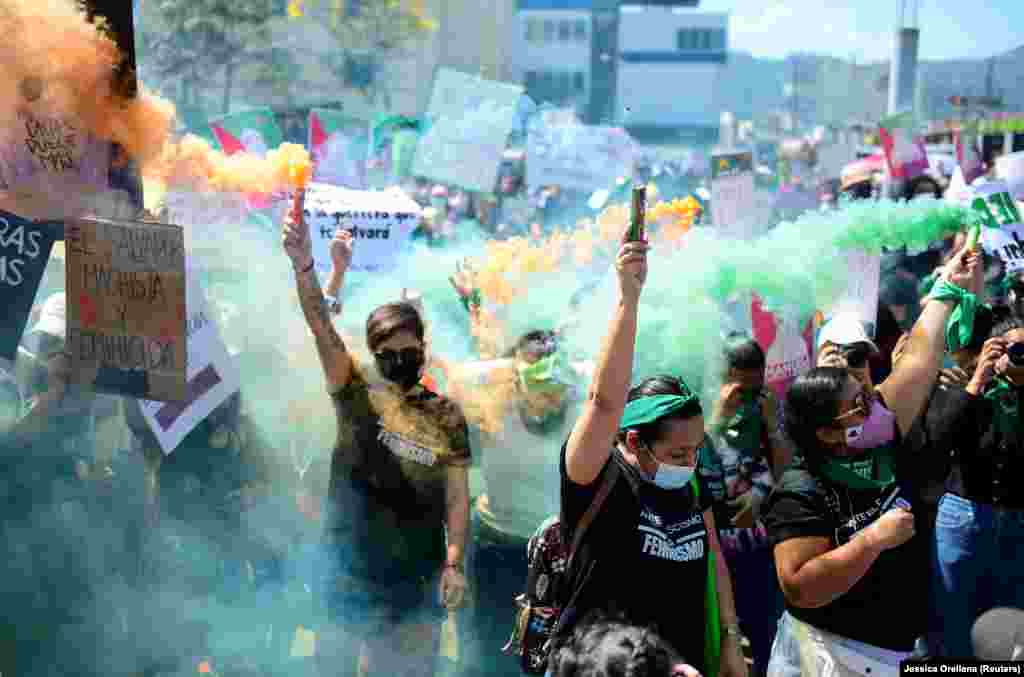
302, 183, 420, 275
972, 181, 1024, 274
139, 270, 241, 454
710, 151, 756, 239
527, 123, 637, 193
823, 250, 881, 337
413, 69, 523, 193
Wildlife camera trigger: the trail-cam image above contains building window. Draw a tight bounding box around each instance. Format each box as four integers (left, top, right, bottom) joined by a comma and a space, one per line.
574, 18, 587, 41
711, 29, 726, 50
525, 18, 539, 43
573, 71, 585, 93
525, 71, 538, 92
544, 20, 555, 43
558, 19, 570, 42
557, 71, 571, 99
676, 29, 692, 50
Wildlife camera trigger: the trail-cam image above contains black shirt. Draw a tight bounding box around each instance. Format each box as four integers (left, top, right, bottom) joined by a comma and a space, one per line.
559, 444, 713, 671
327, 370, 470, 583
762, 448, 932, 651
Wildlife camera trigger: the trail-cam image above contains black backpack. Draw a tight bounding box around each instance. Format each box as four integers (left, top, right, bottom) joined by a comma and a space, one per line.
503, 461, 621, 674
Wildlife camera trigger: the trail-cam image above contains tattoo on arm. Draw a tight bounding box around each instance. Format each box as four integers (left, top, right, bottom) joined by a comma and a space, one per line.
297, 268, 346, 351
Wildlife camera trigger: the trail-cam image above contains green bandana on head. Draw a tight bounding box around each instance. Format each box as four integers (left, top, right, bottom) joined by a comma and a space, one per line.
620, 388, 699, 431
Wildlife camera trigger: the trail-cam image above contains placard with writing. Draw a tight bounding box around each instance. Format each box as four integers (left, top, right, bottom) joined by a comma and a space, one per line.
711, 151, 756, 239
972, 181, 1024, 274
139, 269, 240, 454
0, 211, 60, 361
65, 217, 187, 401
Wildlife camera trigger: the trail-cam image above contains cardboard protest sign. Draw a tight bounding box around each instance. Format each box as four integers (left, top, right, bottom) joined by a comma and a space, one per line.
302, 183, 421, 275
527, 123, 636, 193
138, 270, 241, 454
0, 212, 60, 361
309, 109, 369, 190
710, 151, 756, 239
879, 112, 929, 181
209, 108, 283, 156
413, 69, 523, 193
972, 181, 1024, 274
65, 217, 187, 401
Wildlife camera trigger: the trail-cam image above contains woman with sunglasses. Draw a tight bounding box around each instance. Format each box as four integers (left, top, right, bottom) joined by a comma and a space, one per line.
557, 228, 746, 677
282, 190, 471, 677
761, 244, 980, 676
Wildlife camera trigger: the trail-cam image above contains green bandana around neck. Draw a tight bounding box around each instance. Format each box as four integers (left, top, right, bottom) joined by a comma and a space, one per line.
984, 378, 1020, 439
929, 279, 978, 353
620, 390, 699, 431
518, 353, 570, 394
819, 447, 896, 490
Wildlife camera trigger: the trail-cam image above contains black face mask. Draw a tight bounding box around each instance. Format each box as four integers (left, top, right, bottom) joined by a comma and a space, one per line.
374, 347, 425, 391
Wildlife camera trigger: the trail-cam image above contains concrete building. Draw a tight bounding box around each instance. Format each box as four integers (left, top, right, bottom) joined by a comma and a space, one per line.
512, 0, 595, 118
615, 4, 727, 137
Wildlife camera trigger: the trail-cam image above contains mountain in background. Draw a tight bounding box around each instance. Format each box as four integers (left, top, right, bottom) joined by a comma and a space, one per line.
718, 43, 1024, 125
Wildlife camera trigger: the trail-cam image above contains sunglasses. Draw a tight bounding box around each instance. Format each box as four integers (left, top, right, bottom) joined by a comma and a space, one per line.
840, 344, 871, 369
374, 347, 423, 364
834, 390, 871, 424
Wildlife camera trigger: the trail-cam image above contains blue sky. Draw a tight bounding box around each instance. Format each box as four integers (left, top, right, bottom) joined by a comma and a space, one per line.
698, 0, 1023, 62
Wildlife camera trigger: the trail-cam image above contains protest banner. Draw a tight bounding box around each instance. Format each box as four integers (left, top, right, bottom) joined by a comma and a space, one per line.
138, 269, 241, 454
710, 151, 756, 239
413, 69, 523, 193
309, 109, 369, 189
879, 112, 929, 181
971, 180, 1024, 274
302, 183, 421, 275
209, 108, 284, 156
751, 294, 814, 403
527, 123, 637, 193
0, 212, 60, 361
65, 217, 187, 401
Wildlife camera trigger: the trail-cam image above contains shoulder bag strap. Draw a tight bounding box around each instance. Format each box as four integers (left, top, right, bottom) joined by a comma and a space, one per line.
567, 457, 621, 568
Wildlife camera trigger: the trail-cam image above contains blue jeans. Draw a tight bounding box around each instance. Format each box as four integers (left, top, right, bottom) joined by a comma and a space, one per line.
932, 493, 1024, 658
720, 524, 784, 677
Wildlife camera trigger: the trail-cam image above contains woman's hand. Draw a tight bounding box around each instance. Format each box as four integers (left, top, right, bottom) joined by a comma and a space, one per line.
614, 229, 649, 303
719, 634, 748, 677
439, 564, 467, 609
939, 244, 981, 293
282, 190, 313, 271
939, 366, 972, 390
865, 508, 916, 551
329, 227, 353, 276
712, 382, 746, 425
968, 337, 1006, 396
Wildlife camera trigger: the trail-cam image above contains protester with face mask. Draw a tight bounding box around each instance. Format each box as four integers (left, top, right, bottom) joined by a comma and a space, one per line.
701, 334, 788, 676
762, 244, 978, 675
559, 228, 746, 677
456, 329, 590, 677
282, 190, 471, 677
923, 312, 1024, 657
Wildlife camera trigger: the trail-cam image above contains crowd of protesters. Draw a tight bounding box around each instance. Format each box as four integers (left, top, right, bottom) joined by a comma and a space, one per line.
1, 155, 1023, 677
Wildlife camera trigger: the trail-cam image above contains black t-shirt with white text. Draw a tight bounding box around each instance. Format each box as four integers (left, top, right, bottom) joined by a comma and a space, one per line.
762, 453, 931, 651
559, 444, 713, 672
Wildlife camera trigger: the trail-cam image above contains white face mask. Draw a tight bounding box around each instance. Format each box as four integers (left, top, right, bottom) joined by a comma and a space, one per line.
642, 443, 695, 490
845, 423, 865, 444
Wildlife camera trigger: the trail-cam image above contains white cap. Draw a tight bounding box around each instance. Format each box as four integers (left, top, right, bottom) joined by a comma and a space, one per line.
995, 151, 1024, 200
817, 313, 879, 353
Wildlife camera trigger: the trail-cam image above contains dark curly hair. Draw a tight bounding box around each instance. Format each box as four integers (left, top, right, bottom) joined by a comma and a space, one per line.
549, 612, 691, 677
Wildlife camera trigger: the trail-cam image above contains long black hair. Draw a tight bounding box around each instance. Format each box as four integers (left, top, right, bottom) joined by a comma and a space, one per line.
723, 333, 766, 374
617, 375, 703, 449
549, 611, 687, 677
784, 366, 848, 466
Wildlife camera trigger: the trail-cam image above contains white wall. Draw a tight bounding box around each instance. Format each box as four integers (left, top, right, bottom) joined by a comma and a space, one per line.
514, 10, 592, 76
618, 63, 721, 127
618, 7, 727, 51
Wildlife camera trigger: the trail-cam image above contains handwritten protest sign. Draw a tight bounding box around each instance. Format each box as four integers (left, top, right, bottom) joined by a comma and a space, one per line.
413, 69, 523, 193
0, 212, 59, 361
139, 270, 240, 454
973, 181, 1024, 274
527, 123, 636, 193
820, 250, 881, 338
65, 217, 187, 401
711, 151, 756, 239
302, 183, 421, 275
751, 295, 813, 403
309, 109, 369, 190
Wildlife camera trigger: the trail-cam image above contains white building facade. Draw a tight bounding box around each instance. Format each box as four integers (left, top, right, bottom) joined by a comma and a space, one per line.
513, 0, 594, 116
616, 5, 727, 131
